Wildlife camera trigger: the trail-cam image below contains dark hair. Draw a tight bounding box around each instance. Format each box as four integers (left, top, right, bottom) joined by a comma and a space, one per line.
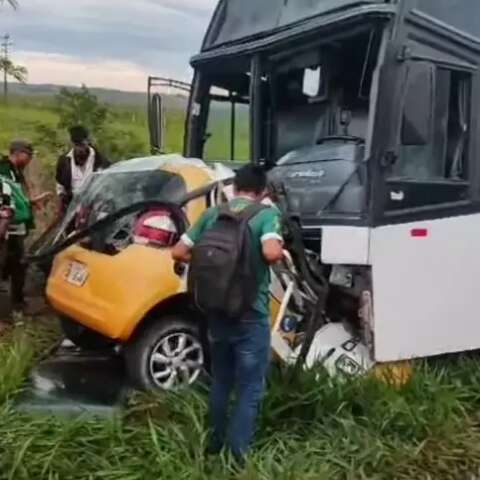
9, 139, 33, 156
233, 164, 267, 195
69, 125, 89, 145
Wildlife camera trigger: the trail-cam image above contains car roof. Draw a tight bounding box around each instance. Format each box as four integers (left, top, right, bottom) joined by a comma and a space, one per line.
92, 154, 235, 193
103, 154, 211, 174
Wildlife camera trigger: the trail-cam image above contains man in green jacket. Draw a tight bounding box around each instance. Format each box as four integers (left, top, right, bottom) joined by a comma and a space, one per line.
0, 177, 15, 287
0, 140, 51, 311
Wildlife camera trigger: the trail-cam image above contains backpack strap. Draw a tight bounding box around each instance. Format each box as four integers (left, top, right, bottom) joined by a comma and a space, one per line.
217, 203, 235, 219
217, 202, 268, 224
237, 203, 268, 223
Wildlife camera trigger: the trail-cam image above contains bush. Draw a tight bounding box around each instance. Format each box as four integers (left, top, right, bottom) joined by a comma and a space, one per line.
34, 85, 148, 163
55, 85, 108, 136
98, 127, 147, 161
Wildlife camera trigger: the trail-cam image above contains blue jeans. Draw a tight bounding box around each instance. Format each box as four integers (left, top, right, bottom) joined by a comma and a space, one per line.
208, 311, 270, 459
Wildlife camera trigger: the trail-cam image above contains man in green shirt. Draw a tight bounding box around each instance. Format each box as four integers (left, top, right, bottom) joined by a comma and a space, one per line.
0, 140, 51, 310
172, 164, 284, 462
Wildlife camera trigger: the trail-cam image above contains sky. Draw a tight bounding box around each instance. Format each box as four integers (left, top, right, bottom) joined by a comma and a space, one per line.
0, 0, 217, 91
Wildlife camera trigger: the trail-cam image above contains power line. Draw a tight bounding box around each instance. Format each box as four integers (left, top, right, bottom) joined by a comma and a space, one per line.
1, 33, 12, 59
1, 33, 13, 102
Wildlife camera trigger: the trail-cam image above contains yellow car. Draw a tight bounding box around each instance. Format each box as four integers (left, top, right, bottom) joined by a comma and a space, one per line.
40, 154, 393, 391
45, 155, 234, 390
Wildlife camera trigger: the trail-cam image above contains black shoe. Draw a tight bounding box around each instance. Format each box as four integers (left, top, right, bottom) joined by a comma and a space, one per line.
11, 300, 28, 316
12, 298, 47, 317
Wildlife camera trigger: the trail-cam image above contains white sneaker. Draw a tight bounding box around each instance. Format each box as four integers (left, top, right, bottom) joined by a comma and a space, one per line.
60, 339, 76, 349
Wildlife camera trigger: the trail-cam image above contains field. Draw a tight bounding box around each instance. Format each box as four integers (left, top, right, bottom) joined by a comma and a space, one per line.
0, 95, 151, 189
0, 94, 248, 186
3, 94, 480, 479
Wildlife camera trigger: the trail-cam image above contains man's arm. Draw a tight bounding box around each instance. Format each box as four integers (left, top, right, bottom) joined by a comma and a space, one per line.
262, 238, 284, 264
31, 191, 53, 209
0, 217, 9, 241
260, 208, 284, 265
171, 209, 212, 264
172, 240, 192, 263
55, 155, 70, 216
94, 148, 110, 169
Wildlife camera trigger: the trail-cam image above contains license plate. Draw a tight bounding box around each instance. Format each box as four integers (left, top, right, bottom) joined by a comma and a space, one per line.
65, 261, 88, 287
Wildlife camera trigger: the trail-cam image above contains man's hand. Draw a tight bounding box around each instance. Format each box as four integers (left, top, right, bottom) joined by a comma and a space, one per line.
0, 218, 10, 242
262, 239, 284, 265
57, 195, 68, 219
172, 239, 192, 264
31, 191, 53, 209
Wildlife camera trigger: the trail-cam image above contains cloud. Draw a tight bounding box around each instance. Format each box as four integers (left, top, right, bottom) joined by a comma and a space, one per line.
13, 51, 155, 92
1, 0, 217, 89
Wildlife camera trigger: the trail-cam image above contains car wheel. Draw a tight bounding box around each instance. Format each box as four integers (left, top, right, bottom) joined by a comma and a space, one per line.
59, 316, 114, 350
125, 316, 206, 391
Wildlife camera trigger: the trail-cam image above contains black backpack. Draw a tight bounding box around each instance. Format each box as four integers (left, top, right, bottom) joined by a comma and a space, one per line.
188, 203, 267, 319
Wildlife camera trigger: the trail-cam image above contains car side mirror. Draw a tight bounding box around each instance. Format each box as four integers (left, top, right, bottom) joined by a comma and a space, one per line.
401, 62, 434, 146
149, 93, 165, 153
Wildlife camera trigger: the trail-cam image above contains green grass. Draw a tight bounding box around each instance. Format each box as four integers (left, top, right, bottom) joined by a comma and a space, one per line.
0, 96, 59, 150
2, 320, 480, 478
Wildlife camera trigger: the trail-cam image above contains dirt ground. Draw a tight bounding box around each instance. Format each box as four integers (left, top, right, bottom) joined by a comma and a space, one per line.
0, 264, 50, 331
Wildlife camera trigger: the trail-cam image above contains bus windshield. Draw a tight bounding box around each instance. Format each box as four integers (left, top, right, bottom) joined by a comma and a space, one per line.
270, 26, 382, 162
207, 0, 387, 48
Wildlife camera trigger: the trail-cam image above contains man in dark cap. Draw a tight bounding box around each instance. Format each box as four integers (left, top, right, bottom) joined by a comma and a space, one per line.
0, 140, 33, 183
55, 126, 109, 215
0, 140, 52, 311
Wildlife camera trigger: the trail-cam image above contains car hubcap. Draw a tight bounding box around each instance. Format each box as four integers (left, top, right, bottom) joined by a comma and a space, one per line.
149, 332, 204, 390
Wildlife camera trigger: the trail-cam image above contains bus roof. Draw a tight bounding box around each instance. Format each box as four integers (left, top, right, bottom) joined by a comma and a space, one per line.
413, 0, 480, 43
202, 0, 392, 51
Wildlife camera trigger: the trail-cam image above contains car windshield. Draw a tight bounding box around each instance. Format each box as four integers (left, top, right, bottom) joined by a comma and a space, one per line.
62, 169, 187, 230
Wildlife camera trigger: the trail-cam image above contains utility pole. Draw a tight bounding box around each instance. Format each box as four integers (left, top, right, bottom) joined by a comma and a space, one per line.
1, 33, 13, 103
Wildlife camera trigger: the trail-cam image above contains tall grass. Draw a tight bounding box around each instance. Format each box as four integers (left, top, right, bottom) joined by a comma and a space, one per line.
2, 320, 480, 478
0, 319, 57, 403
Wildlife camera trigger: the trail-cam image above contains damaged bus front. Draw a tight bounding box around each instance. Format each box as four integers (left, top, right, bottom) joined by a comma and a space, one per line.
185, 0, 480, 371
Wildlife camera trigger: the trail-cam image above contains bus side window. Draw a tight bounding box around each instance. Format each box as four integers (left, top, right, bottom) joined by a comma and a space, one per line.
204, 89, 250, 163
443, 71, 471, 180
393, 67, 471, 183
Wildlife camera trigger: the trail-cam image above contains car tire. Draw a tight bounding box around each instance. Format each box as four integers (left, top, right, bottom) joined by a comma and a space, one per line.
125, 315, 207, 391
59, 316, 114, 350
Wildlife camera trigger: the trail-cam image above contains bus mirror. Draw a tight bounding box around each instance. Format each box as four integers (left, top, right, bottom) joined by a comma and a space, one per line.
401, 62, 434, 146
149, 93, 165, 153
303, 67, 322, 97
